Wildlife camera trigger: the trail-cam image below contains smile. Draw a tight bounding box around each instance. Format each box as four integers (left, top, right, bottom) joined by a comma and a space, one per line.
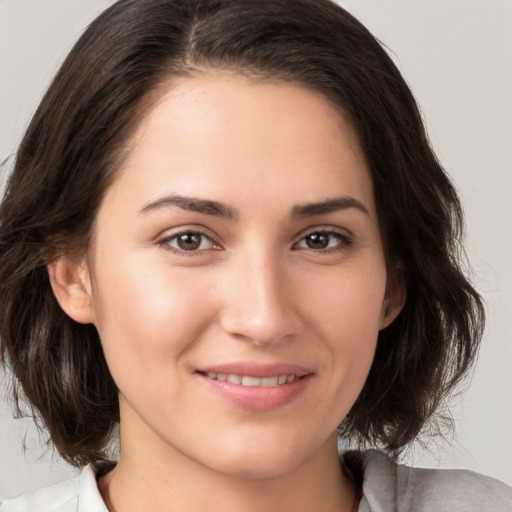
205, 373, 298, 387
197, 366, 312, 411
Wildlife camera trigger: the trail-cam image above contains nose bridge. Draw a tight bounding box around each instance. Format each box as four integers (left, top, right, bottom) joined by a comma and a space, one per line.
220, 243, 296, 345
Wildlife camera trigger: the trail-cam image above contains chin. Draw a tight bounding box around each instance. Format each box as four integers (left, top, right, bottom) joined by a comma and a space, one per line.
215, 453, 305, 480
196, 431, 322, 480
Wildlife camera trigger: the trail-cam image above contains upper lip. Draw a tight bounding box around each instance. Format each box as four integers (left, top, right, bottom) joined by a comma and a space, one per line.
197, 362, 313, 378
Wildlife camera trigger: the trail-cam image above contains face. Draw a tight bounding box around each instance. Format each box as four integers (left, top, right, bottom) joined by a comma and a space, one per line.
68, 75, 399, 478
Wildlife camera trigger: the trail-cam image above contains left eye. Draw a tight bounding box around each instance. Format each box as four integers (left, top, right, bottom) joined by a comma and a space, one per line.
164, 232, 215, 252
295, 231, 349, 251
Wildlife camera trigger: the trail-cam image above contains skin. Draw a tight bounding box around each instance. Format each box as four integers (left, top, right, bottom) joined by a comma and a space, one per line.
50, 74, 402, 512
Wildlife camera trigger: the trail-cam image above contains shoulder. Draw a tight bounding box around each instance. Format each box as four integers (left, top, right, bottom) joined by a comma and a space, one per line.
0, 475, 79, 512
0, 462, 110, 512
343, 449, 512, 512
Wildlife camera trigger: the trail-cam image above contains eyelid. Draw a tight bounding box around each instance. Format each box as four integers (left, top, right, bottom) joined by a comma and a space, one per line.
294, 224, 353, 241
157, 226, 222, 255
292, 226, 354, 252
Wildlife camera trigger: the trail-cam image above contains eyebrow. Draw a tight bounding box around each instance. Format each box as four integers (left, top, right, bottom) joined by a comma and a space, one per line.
139, 194, 369, 220
140, 195, 237, 220
291, 196, 369, 218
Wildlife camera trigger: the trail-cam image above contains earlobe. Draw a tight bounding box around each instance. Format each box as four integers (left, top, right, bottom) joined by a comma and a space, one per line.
47, 256, 95, 324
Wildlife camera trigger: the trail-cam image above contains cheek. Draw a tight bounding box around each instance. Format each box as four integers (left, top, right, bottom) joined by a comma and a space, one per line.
300, 261, 386, 383
91, 249, 217, 373
304, 259, 387, 338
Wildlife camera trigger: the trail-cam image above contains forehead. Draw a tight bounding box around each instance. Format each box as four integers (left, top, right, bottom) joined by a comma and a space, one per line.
103, 74, 375, 218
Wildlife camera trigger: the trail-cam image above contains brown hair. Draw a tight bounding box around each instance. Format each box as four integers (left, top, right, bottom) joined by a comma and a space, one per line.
0, 0, 484, 466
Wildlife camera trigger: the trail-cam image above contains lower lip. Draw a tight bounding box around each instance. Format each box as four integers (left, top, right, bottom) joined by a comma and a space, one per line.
198, 373, 312, 411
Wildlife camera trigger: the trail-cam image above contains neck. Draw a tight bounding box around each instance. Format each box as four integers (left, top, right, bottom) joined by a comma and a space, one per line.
99, 428, 357, 512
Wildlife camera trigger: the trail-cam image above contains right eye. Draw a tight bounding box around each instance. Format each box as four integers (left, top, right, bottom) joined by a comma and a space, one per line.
160, 231, 217, 254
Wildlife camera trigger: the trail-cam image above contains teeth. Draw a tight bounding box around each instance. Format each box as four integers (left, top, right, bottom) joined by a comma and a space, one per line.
261, 376, 278, 387
227, 374, 242, 384
242, 376, 262, 387
205, 373, 297, 387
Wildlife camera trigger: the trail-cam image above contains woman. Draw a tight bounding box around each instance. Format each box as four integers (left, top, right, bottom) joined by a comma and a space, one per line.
0, 0, 510, 510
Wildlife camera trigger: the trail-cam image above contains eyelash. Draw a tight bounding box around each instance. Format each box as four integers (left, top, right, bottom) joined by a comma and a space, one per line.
158, 228, 353, 256
293, 229, 353, 253
159, 230, 219, 256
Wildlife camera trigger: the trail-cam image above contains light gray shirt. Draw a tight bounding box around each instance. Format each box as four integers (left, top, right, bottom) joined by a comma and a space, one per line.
1, 450, 511, 511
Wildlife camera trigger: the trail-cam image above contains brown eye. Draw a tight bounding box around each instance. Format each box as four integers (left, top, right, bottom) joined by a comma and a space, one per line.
163, 231, 215, 252
176, 233, 202, 250
295, 230, 351, 252
305, 232, 330, 249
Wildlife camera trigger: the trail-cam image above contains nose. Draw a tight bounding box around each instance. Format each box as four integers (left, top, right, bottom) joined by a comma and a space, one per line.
219, 249, 299, 346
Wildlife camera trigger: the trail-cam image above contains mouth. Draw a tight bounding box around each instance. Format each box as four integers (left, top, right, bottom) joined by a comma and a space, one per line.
200, 372, 300, 387
196, 364, 313, 411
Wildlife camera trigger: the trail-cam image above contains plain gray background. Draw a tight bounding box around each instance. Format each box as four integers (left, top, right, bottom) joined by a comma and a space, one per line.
0, 0, 511, 499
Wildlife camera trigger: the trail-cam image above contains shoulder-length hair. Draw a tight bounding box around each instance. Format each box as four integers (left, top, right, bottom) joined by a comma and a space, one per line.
0, 0, 484, 466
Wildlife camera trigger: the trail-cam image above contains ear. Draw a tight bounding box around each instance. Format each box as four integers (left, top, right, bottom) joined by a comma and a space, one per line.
379, 277, 405, 331
47, 256, 94, 324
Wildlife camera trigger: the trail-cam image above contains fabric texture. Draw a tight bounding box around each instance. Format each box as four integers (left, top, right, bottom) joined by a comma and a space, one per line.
356, 450, 512, 511
1, 450, 511, 511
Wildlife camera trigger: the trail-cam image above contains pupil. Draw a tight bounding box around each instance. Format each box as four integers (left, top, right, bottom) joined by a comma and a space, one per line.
178, 233, 201, 250
307, 233, 329, 249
